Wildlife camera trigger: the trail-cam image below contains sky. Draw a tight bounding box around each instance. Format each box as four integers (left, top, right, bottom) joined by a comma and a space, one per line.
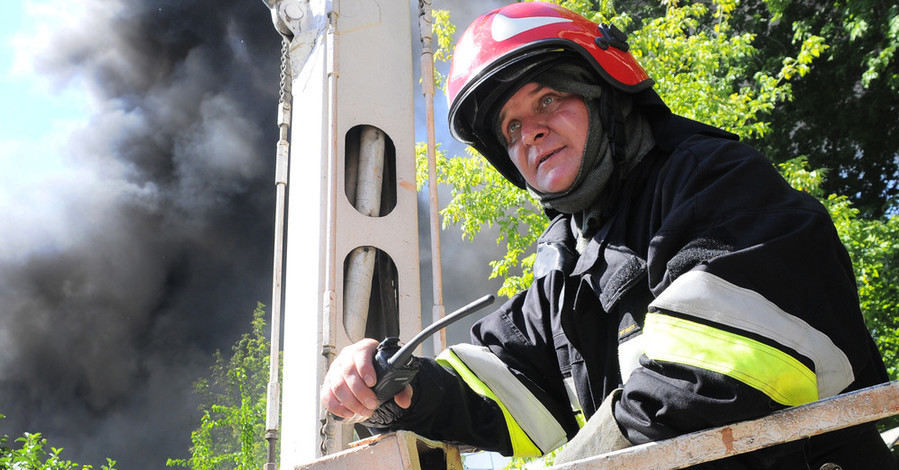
0, 0, 507, 468
0, 2, 86, 157
0, 1, 89, 245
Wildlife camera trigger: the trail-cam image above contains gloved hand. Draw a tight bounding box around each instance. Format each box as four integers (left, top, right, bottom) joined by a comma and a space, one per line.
553, 388, 632, 465
361, 397, 411, 428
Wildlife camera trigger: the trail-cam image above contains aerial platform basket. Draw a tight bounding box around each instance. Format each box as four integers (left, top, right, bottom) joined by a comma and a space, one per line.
297, 381, 899, 470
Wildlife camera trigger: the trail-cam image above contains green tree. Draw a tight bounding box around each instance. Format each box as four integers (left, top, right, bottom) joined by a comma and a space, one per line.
0, 419, 118, 470
614, 0, 899, 217
740, 0, 898, 217
754, 0, 899, 218
167, 302, 274, 470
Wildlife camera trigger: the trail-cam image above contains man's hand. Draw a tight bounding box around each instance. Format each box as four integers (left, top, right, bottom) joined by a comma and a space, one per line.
321, 338, 414, 422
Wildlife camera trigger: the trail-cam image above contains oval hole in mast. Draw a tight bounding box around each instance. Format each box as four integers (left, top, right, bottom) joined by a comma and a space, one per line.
343, 246, 400, 342
344, 125, 397, 217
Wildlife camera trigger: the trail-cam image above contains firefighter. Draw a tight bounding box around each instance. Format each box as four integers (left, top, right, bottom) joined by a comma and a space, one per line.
322, 3, 897, 468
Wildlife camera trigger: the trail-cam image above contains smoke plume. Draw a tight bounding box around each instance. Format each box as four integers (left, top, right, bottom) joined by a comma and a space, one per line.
0, 0, 280, 466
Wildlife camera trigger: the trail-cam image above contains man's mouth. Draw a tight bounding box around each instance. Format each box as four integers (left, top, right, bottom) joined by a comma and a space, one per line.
536, 147, 563, 167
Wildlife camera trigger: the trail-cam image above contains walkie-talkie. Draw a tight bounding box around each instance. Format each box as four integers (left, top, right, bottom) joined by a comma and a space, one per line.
340, 294, 495, 423
370, 294, 495, 402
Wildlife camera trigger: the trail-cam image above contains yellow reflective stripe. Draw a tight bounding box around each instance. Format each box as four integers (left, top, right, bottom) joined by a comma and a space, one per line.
445, 345, 568, 453
574, 411, 586, 428
437, 349, 542, 457
648, 270, 853, 398
643, 313, 818, 406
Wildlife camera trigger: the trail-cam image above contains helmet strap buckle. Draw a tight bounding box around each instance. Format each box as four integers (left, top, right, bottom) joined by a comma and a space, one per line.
595, 24, 630, 52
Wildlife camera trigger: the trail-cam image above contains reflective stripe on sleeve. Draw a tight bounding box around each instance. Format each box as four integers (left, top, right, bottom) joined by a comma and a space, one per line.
648, 270, 854, 399
437, 344, 568, 456
617, 334, 644, 384
562, 376, 586, 428
643, 313, 818, 406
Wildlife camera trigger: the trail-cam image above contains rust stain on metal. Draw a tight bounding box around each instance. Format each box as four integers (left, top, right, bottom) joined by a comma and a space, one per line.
719, 427, 735, 454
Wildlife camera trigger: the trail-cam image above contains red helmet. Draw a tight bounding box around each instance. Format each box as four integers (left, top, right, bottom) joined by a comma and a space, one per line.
447, 2, 654, 187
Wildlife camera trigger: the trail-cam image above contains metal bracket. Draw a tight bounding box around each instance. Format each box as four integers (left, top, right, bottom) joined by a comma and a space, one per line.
261, 0, 313, 38
260, 0, 329, 78
594, 23, 630, 52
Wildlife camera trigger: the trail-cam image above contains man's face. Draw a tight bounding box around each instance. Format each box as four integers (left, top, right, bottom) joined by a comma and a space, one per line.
498, 82, 589, 194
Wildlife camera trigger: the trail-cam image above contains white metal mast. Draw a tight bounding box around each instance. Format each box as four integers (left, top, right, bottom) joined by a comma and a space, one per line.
262, 0, 421, 467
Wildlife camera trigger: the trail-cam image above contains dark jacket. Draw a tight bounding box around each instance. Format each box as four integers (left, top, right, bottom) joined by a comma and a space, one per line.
377, 106, 896, 469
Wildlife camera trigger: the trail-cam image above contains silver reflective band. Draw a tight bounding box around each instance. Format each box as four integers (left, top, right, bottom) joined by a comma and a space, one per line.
618, 334, 644, 384
449, 344, 568, 453
563, 376, 583, 414
649, 270, 854, 399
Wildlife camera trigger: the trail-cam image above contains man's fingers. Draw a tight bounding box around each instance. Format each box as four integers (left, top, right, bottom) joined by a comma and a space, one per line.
322, 375, 372, 419
352, 339, 379, 387
322, 399, 354, 420
320, 339, 382, 418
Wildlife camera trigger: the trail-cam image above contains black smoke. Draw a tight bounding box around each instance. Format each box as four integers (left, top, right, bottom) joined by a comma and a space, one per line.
0, 0, 280, 467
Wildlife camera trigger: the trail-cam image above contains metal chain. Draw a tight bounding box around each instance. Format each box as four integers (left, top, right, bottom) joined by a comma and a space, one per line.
319, 416, 334, 456
279, 37, 292, 106
419, 0, 433, 52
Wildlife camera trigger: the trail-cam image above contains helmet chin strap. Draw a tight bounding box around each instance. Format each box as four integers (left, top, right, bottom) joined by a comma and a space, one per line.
569, 90, 647, 253
604, 89, 629, 181
568, 90, 628, 244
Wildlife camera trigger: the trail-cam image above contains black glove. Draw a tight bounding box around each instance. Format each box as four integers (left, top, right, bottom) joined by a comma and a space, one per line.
362, 398, 410, 428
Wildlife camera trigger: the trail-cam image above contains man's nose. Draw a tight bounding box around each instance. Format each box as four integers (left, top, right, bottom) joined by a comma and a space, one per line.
521, 117, 548, 145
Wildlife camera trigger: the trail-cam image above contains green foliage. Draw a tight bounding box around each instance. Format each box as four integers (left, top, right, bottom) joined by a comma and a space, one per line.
501, 446, 562, 470
0, 419, 118, 470
629, 0, 827, 139
765, 0, 898, 91
731, 0, 899, 217
430, 9, 456, 91
167, 303, 275, 470
417, 143, 544, 297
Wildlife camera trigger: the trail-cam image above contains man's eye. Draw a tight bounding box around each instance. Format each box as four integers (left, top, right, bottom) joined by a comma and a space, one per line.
541, 96, 555, 107
508, 122, 521, 134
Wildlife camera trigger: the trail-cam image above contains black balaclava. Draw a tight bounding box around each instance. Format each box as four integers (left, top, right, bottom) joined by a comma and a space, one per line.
493, 61, 655, 243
